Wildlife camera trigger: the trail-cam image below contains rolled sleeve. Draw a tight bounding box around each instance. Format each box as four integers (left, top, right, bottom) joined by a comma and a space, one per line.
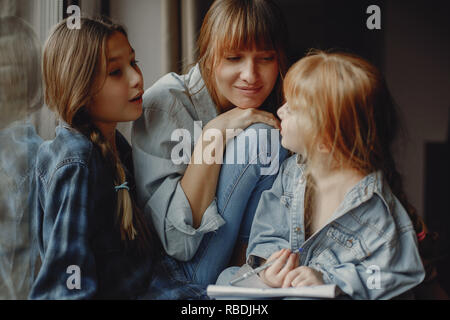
147, 176, 225, 261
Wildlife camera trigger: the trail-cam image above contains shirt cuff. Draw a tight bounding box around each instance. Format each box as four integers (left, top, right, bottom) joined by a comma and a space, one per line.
246, 245, 284, 268
166, 182, 226, 236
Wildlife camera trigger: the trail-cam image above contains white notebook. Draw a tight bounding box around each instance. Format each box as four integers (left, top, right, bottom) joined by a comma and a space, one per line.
207, 264, 340, 299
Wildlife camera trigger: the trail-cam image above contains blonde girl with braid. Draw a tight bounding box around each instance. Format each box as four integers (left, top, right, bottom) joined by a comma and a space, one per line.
30, 17, 207, 299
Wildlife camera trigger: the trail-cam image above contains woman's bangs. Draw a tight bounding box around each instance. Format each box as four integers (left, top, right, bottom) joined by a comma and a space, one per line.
215, 12, 275, 54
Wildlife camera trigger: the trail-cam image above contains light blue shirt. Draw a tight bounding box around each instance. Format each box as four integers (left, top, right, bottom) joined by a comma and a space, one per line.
247, 154, 425, 299
132, 65, 226, 261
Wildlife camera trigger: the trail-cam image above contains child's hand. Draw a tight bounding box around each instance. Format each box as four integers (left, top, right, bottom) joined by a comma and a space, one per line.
260, 249, 298, 288
282, 266, 324, 288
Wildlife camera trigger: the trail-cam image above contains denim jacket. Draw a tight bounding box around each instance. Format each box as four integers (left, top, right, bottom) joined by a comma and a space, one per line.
247, 154, 425, 299
132, 64, 226, 261
30, 125, 207, 300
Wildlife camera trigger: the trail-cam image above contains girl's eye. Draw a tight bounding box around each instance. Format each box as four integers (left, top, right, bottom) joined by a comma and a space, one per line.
131, 59, 139, 67
109, 69, 121, 76
225, 56, 240, 61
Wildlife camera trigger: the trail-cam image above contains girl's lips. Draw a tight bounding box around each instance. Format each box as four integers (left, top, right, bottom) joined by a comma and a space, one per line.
130, 96, 143, 104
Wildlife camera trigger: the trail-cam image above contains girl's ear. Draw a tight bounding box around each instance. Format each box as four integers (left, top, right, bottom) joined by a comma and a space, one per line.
317, 141, 330, 154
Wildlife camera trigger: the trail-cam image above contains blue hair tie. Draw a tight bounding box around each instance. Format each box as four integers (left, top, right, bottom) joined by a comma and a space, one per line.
115, 182, 129, 192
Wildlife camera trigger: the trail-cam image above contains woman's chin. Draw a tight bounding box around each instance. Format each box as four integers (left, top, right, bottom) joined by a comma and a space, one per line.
235, 103, 262, 110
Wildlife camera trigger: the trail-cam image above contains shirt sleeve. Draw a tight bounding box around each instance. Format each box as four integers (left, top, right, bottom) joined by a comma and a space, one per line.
246, 160, 291, 267
131, 90, 225, 262
29, 162, 98, 299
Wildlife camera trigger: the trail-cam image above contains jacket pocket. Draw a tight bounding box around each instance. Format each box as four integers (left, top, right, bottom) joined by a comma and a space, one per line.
310, 223, 370, 269
312, 248, 340, 267
323, 223, 370, 263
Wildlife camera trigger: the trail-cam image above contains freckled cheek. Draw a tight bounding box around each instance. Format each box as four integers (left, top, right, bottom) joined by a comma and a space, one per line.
262, 64, 279, 88
105, 84, 129, 105
216, 65, 240, 88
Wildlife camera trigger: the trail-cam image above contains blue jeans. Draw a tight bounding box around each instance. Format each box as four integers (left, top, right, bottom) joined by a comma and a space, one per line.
180, 123, 289, 286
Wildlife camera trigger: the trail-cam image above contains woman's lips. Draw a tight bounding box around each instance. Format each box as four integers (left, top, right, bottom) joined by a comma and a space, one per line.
235, 86, 263, 95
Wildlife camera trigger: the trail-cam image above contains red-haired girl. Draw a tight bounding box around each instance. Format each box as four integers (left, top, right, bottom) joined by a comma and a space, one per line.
218, 50, 426, 299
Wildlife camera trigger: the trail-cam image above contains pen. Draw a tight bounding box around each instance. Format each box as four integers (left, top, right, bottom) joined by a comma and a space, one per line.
229, 261, 275, 286
229, 248, 303, 286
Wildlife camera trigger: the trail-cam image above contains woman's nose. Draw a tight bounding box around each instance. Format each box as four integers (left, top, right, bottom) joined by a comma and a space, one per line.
240, 59, 258, 84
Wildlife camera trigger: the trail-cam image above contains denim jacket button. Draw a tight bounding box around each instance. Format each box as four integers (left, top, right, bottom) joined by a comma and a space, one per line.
346, 239, 353, 248
295, 227, 301, 233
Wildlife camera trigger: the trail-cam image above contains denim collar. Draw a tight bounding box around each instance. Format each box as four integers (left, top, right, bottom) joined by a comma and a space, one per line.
330, 170, 389, 222
293, 152, 390, 222
57, 121, 132, 164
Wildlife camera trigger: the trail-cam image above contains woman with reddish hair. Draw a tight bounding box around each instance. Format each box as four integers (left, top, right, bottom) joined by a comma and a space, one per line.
132, 0, 289, 286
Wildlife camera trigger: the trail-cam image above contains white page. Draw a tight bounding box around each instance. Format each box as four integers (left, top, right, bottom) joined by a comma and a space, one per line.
207, 284, 339, 298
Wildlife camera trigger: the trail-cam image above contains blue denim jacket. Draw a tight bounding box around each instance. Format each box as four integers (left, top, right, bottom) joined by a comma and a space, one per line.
30, 125, 207, 299
247, 154, 425, 299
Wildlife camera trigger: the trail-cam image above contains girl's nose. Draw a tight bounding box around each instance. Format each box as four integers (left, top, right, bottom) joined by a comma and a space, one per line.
277, 103, 287, 119
240, 59, 258, 84
129, 66, 143, 88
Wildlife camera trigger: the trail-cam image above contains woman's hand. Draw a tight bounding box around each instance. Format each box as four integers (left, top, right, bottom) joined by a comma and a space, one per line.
281, 266, 325, 288
259, 249, 299, 288
205, 107, 280, 143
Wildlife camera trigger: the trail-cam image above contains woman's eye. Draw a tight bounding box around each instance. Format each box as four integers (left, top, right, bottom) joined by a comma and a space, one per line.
260, 56, 275, 62
225, 56, 240, 61
131, 59, 139, 67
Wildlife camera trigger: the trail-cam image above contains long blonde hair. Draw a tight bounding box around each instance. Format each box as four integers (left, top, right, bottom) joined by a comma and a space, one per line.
43, 17, 152, 250
284, 49, 427, 241
197, 0, 288, 113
